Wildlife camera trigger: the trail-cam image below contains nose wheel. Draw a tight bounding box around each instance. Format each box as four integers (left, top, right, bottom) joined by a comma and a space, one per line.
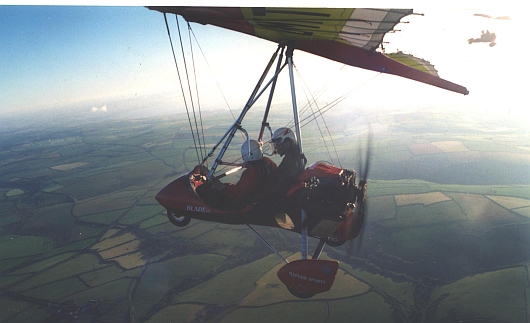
326, 233, 346, 247
167, 209, 191, 227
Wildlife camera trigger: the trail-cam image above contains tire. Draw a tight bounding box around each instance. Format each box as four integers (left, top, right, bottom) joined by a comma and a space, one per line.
167, 209, 191, 227
326, 235, 346, 247
287, 286, 315, 299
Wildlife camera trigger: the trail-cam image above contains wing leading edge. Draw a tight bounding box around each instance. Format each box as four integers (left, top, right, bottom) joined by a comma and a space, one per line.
149, 7, 468, 95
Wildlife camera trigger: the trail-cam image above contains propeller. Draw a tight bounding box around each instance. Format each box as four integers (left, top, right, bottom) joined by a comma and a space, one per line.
348, 126, 372, 255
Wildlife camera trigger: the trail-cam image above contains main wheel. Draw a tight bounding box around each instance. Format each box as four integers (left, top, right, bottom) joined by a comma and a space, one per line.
326, 234, 346, 247
287, 286, 315, 299
167, 209, 191, 227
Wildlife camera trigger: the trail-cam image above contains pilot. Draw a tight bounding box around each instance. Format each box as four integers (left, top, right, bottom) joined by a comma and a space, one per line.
262, 127, 304, 200
213, 139, 276, 209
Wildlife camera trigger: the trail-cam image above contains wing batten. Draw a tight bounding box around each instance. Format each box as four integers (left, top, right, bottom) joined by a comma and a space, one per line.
345, 8, 412, 50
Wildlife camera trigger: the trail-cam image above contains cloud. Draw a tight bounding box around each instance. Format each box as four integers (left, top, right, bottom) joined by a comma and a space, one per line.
90, 105, 108, 113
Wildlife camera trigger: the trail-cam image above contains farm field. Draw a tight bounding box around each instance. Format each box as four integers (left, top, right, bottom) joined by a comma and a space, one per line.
0, 107, 529, 322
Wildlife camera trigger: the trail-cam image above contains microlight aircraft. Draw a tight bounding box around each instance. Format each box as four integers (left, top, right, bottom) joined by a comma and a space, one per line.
468, 29, 497, 47
149, 7, 468, 298
467, 13, 511, 47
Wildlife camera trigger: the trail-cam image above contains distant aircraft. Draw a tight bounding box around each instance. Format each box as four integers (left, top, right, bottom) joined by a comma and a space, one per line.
468, 13, 511, 47
468, 30, 497, 47
473, 13, 511, 20
148, 7, 468, 298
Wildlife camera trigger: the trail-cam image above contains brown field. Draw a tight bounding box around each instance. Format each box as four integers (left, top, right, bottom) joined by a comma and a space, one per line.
91, 232, 146, 270
407, 143, 443, 155
432, 141, 470, 152
99, 239, 141, 259
100, 228, 121, 240
50, 162, 88, 171
486, 195, 530, 210
91, 232, 138, 251
394, 192, 451, 206
112, 252, 146, 270
513, 206, 530, 217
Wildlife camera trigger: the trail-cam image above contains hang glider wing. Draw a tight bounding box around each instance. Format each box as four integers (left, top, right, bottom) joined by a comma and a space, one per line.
474, 13, 511, 20
149, 7, 469, 95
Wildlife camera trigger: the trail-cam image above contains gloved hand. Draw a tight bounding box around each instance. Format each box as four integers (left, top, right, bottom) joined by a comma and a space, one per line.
191, 165, 208, 181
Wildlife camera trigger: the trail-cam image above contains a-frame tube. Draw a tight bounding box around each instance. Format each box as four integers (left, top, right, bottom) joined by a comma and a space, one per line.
286, 43, 304, 160
259, 45, 285, 142
206, 47, 281, 179
312, 238, 327, 260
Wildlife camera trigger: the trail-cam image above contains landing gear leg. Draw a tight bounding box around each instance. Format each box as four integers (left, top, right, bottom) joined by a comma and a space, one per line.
301, 209, 308, 259
279, 216, 339, 299
312, 238, 327, 260
285, 209, 316, 299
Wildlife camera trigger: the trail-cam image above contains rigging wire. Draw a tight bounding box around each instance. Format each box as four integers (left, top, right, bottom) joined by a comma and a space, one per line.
175, 16, 204, 162
280, 70, 381, 167
287, 62, 352, 127
295, 64, 348, 119
294, 65, 341, 167
246, 224, 288, 264
298, 73, 381, 128
188, 27, 237, 121
187, 23, 246, 149
208, 65, 380, 173
163, 13, 201, 164
282, 63, 379, 166
187, 22, 208, 166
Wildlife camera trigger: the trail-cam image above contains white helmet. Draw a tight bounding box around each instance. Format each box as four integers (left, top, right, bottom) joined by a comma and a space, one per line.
272, 127, 297, 145
241, 139, 262, 162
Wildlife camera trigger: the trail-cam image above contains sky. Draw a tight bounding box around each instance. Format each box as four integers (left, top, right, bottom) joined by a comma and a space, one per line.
0, 3, 528, 123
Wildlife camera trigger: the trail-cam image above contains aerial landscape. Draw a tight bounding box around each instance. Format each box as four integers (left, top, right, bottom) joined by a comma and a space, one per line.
1, 4, 528, 323
0, 105, 528, 322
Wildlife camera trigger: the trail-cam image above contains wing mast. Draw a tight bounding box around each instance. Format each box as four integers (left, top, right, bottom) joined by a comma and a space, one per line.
285, 42, 310, 259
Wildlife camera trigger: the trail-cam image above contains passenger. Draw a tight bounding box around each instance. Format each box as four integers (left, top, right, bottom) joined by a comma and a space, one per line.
212, 139, 276, 210
262, 127, 304, 201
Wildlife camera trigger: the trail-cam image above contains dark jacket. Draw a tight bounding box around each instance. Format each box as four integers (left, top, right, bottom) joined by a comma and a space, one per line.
263, 142, 302, 200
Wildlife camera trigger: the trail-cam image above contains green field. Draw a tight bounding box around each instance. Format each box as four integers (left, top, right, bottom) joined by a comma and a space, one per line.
0, 107, 529, 322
